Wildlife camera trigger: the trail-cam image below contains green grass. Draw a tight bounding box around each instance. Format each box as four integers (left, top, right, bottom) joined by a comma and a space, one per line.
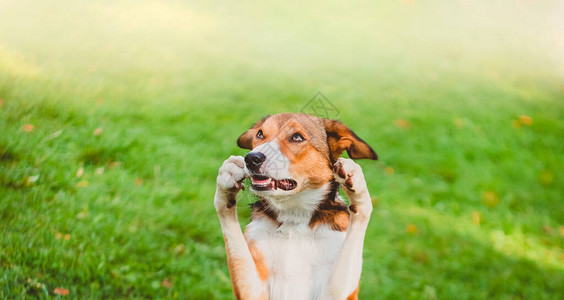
1, 0, 563, 299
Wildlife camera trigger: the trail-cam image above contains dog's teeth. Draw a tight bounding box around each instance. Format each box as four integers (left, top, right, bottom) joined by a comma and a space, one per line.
252, 177, 272, 185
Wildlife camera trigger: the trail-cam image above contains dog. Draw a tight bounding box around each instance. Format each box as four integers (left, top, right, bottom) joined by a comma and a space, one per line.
214, 113, 377, 300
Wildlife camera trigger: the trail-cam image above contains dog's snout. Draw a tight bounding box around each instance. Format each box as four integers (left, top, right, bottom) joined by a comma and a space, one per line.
245, 152, 266, 172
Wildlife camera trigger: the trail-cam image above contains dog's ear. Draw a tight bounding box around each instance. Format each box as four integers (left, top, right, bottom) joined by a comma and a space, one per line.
323, 119, 378, 162
237, 115, 270, 149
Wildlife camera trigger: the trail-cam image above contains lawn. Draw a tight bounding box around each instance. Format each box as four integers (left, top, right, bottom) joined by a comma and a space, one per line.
1, 0, 563, 299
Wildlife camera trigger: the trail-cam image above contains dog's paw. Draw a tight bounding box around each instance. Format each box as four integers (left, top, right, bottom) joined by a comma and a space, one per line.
215, 156, 246, 211
333, 158, 372, 216
217, 156, 246, 190
333, 158, 367, 193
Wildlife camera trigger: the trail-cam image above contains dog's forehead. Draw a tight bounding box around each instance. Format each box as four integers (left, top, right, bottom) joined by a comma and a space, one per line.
264, 113, 330, 156
265, 113, 323, 135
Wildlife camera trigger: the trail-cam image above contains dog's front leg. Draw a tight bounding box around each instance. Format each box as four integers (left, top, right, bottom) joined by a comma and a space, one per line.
215, 156, 267, 300
328, 158, 373, 300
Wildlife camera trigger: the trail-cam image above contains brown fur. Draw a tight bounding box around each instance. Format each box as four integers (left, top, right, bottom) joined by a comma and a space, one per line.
237, 113, 376, 191
248, 241, 269, 282
224, 236, 268, 300
308, 180, 350, 231
238, 113, 376, 161
309, 198, 350, 231
224, 236, 243, 300
239, 113, 377, 229
323, 119, 378, 162
276, 118, 333, 189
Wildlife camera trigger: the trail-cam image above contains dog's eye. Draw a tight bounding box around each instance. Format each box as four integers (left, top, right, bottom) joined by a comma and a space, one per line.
291, 133, 304, 142
256, 130, 264, 139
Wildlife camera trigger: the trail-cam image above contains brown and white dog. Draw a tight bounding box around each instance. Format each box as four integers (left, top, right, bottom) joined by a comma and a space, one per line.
214, 113, 377, 300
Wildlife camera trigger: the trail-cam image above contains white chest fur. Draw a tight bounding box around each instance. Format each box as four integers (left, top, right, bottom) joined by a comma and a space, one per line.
245, 218, 347, 300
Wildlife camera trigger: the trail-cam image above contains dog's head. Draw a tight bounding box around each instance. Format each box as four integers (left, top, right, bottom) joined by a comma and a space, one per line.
237, 113, 377, 197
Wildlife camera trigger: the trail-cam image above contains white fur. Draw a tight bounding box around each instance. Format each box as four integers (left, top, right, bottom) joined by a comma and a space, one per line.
245, 218, 346, 300
266, 183, 329, 225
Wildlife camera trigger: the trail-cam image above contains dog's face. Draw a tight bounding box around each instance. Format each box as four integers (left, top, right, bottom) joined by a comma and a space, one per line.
238, 113, 377, 197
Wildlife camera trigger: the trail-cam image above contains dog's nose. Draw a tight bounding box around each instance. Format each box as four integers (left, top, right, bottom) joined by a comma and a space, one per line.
245, 152, 266, 172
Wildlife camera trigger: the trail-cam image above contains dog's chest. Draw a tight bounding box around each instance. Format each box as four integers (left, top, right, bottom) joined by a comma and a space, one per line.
245, 219, 346, 300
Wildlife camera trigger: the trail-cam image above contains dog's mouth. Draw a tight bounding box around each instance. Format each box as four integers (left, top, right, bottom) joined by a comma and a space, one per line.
250, 175, 297, 191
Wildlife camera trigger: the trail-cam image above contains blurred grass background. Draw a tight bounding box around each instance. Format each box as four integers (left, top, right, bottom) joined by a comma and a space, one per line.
1, 0, 563, 299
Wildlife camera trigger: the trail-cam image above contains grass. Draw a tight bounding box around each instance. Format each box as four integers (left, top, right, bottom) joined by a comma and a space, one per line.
1, 0, 563, 299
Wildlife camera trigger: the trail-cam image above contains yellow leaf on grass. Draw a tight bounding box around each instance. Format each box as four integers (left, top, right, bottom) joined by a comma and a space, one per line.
394, 119, 411, 129
472, 212, 481, 225
55, 233, 63, 240
518, 115, 533, 126
538, 170, 554, 186
559, 226, 564, 237
93, 127, 103, 136
53, 287, 69, 296
135, 178, 143, 186
482, 191, 500, 208
384, 167, 395, 174
76, 180, 89, 188
64, 234, 70, 240
22, 124, 34, 132
406, 224, 418, 235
